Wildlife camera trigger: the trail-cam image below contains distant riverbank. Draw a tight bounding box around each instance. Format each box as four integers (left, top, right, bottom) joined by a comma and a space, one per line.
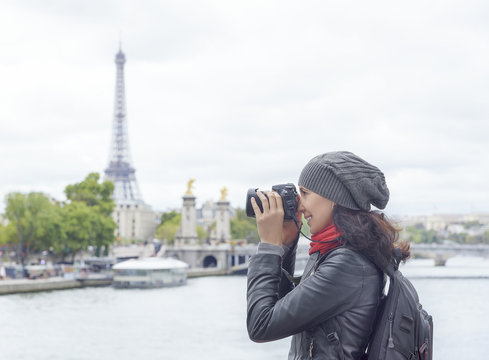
0, 276, 110, 295
0, 267, 233, 295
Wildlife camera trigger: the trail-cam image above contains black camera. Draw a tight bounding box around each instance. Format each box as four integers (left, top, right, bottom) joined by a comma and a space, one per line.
245, 183, 298, 220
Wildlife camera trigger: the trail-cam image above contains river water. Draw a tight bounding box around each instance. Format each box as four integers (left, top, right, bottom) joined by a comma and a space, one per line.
1, 256, 489, 360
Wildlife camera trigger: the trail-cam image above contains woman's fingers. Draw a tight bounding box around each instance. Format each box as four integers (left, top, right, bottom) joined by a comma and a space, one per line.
256, 191, 269, 214
269, 191, 284, 216
250, 197, 262, 216
264, 191, 276, 210
254, 191, 284, 246
274, 191, 283, 212
254, 190, 284, 217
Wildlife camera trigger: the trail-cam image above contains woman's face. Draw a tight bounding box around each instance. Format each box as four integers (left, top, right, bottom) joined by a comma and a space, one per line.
298, 186, 335, 235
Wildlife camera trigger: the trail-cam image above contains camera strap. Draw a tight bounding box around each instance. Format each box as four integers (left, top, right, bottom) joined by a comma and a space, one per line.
293, 215, 344, 243
281, 268, 301, 286
294, 215, 318, 242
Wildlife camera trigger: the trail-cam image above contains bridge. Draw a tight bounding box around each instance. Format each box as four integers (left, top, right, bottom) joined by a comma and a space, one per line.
164, 243, 489, 270
164, 244, 256, 273
111, 243, 256, 273
111, 242, 489, 273
294, 241, 489, 267
410, 243, 489, 266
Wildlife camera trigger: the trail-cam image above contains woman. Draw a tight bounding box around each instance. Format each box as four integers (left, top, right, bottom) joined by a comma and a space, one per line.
247, 151, 410, 360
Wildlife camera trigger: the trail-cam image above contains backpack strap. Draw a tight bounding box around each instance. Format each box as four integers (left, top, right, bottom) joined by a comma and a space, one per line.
393, 247, 402, 266
384, 247, 402, 277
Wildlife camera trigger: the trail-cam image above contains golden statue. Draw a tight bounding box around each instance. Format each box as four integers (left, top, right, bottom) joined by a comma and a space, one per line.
220, 187, 228, 201
186, 179, 195, 195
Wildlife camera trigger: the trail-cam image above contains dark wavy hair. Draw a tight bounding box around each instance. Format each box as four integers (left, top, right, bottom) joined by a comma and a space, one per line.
332, 205, 410, 270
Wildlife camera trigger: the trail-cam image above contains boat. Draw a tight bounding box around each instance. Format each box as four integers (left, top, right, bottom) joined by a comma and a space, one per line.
112, 257, 188, 288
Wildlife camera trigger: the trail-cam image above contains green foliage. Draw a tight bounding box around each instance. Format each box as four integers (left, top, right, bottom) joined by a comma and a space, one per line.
230, 208, 259, 243
196, 225, 207, 242
156, 212, 182, 245
402, 226, 440, 244
65, 173, 115, 216
156, 211, 207, 244
61, 201, 95, 257
0, 224, 6, 245
447, 232, 471, 244
35, 201, 66, 253
2, 172, 116, 264
0, 222, 18, 246
160, 211, 179, 224
4, 192, 55, 265
62, 173, 116, 257
444, 230, 489, 244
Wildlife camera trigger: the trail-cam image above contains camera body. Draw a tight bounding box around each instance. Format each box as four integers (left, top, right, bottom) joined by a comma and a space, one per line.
246, 183, 298, 220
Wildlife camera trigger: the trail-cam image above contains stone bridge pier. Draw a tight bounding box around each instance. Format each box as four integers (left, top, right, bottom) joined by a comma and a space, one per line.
433, 254, 451, 266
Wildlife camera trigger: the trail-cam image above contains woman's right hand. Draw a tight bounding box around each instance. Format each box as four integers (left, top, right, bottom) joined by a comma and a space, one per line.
251, 191, 285, 247
251, 191, 302, 248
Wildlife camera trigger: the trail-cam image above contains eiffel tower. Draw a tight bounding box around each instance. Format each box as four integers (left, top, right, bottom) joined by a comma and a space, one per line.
104, 47, 143, 205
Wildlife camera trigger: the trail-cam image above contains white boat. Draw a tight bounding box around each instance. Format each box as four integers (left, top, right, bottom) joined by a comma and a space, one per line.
112, 257, 188, 288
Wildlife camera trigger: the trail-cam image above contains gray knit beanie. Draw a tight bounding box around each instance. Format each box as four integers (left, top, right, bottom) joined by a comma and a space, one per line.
298, 151, 389, 211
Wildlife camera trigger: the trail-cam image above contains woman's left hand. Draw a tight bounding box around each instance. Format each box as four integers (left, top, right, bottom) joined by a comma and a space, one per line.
250, 191, 284, 247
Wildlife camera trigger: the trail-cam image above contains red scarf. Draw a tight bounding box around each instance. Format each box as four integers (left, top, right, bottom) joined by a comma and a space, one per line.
309, 224, 343, 255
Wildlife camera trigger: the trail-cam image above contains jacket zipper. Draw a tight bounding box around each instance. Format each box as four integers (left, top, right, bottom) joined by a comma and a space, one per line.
387, 274, 401, 349
388, 313, 394, 348
309, 337, 314, 358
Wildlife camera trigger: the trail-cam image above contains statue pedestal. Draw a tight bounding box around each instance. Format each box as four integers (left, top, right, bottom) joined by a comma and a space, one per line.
175, 194, 198, 246
214, 200, 231, 243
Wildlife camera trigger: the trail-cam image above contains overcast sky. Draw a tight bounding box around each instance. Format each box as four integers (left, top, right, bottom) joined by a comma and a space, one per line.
1, 0, 488, 217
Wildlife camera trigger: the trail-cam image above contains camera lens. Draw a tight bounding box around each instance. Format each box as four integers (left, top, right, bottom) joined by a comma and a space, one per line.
246, 188, 263, 217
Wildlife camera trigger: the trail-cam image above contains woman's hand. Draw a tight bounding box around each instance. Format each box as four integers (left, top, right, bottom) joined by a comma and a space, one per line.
282, 217, 300, 247
251, 191, 284, 247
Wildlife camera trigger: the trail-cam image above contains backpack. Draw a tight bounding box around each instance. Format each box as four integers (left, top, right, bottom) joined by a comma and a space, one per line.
364, 248, 434, 360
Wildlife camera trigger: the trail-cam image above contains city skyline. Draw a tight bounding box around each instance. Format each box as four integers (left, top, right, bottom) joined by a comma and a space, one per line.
1, 1, 488, 216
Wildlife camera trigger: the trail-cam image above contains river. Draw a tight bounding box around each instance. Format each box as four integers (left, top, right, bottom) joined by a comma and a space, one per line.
1, 256, 488, 359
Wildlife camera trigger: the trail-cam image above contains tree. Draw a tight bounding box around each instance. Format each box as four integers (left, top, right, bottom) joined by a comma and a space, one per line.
402, 226, 440, 244
4, 192, 54, 268
0, 221, 17, 247
196, 225, 207, 243
2, 173, 116, 266
63, 173, 116, 257
65, 173, 115, 216
156, 212, 182, 245
61, 202, 97, 261
230, 208, 259, 243
35, 200, 66, 254
156, 211, 207, 245
160, 211, 180, 224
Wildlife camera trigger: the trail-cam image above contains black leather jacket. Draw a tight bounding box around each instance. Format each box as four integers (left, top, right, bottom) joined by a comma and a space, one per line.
247, 243, 382, 359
